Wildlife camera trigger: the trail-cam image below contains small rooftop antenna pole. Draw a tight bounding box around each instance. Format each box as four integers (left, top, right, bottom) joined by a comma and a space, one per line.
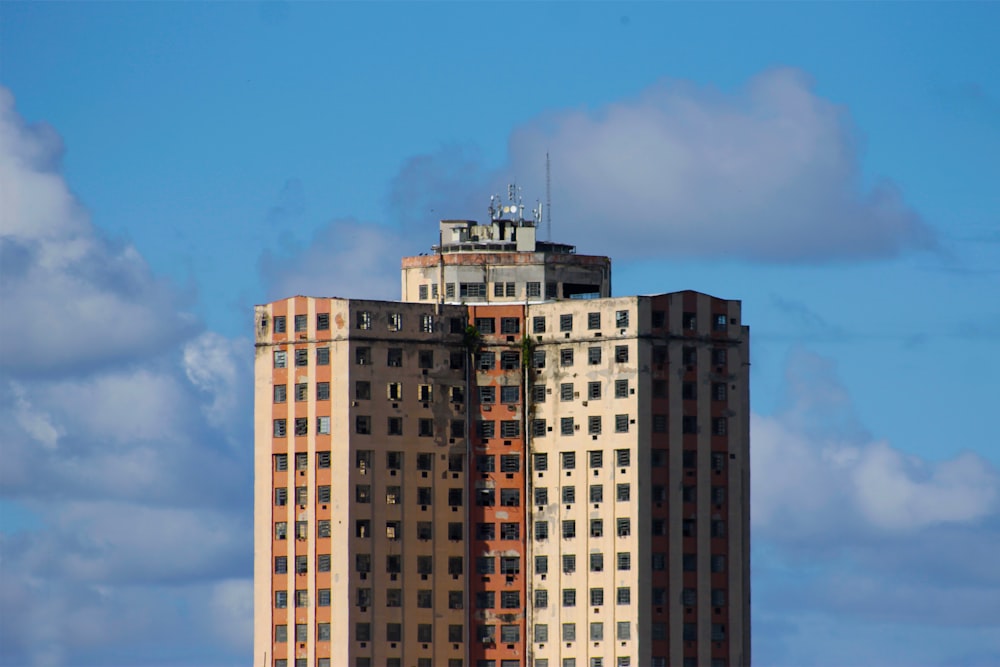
545, 152, 552, 241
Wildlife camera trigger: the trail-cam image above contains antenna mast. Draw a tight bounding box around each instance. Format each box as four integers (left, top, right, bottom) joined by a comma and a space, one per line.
545, 152, 552, 241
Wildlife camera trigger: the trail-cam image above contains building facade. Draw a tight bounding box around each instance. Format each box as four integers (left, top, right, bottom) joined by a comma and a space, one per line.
254, 200, 750, 667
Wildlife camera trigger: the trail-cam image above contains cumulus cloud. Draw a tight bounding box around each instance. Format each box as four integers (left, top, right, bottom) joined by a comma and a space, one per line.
753, 349, 998, 538
259, 218, 404, 302
0, 87, 196, 376
0, 87, 251, 666
751, 349, 1000, 665
388, 68, 934, 262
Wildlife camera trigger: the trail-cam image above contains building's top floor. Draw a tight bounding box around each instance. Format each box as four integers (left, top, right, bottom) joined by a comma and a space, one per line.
401, 186, 611, 304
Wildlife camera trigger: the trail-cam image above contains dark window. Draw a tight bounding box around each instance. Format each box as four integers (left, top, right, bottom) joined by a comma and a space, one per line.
560, 314, 573, 332
614, 345, 628, 362
294, 315, 307, 332
532, 315, 546, 333
500, 318, 520, 334
560, 348, 574, 366
273, 316, 286, 333
588, 347, 601, 365
475, 317, 495, 334
295, 349, 308, 366
387, 348, 402, 367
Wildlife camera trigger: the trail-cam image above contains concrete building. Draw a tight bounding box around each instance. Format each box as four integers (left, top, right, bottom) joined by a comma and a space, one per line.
254, 194, 750, 667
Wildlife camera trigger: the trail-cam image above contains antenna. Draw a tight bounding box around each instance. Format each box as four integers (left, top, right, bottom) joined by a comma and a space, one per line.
545, 152, 552, 241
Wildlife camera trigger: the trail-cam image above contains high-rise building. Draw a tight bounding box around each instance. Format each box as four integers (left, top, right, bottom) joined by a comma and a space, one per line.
254, 193, 750, 667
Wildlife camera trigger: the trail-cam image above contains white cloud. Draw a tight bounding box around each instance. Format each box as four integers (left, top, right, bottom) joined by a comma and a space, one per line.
389, 69, 934, 263
0, 86, 196, 376
259, 218, 403, 302
183, 332, 252, 441
753, 349, 999, 537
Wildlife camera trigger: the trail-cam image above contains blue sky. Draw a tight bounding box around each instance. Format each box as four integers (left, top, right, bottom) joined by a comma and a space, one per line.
1, 2, 998, 666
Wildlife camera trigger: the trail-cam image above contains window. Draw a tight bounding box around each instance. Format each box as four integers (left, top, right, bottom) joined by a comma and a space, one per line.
418, 350, 433, 369
385, 485, 401, 504
683, 416, 698, 434
500, 454, 520, 472
532, 350, 546, 368
478, 624, 496, 643
387, 622, 402, 642
448, 523, 463, 540
355, 346, 371, 365
561, 451, 576, 469
535, 521, 549, 540
355, 415, 371, 435
295, 589, 309, 607
274, 556, 287, 574
587, 312, 600, 329
355, 520, 370, 539
386, 589, 401, 607
562, 554, 576, 573
478, 420, 496, 438
614, 310, 629, 328
588, 381, 601, 400
500, 522, 520, 540
417, 487, 433, 505
535, 589, 549, 608
417, 589, 432, 607
713, 382, 728, 401
501, 590, 520, 607
477, 455, 496, 473
355, 554, 370, 573
275, 521, 287, 540
386, 521, 401, 540
449, 591, 464, 609
420, 314, 434, 333
295, 555, 308, 574
683, 554, 696, 571
532, 419, 547, 437
295, 349, 308, 366
294, 417, 308, 436
449, 488, 463, 506
617, 586, 631, 605
419, 284, 429, 300
534, 453, 548, 470
535, 555, 548, 574
273, 350, 287, 368
682, 346, 697, 365
590, 519, 603, 537
560, 383, 574, 401
562, 623, 576, 642
500, 489, 520, 506
318, 554, 331, 572
713, 348, 727, 366
294, 382, 308, 402
274, 487, 288, 506
475, 317, 495, 334
500, 625, 519, 643
653, 414, 667, 433
317, 416, 330, 435
560, 348, 574, 366
589, 484, 603, 503
528, 282, 541, 298
561, 417, 575, 436
713, 417, 728, 436
500, 385, 519, 403
615, 415, 628, 433
477, 523, 496, 540
560, 314, 573, 332
614, 345, 628, 362
273, 385, 286, 403
273, 316, 286, 333
712, 555, 727, 572
562, 520, 576, 539
387, 417, 402, 436
588, 416, 602, 435
275, 590, 287, 608
462, 283, 487, 298
614, 379, 628, 398
357, 311, 372, 329
712, 486, 727, 505
590, 620, 603, 639
562, 485, 576, 504
500, 420, 520, 438
617, 621, 631, 640
274, 454, 288, 471
588, 347, 601, 365
316, 346, 329, 365
477, 351, 495, 370
448, 556, 463, 575
317, 485, 331, 504
563, 589, 577, 607
500, 317, 520, 334
293, 314, 307, 332
450, 352, 465, 371
493, 282, 504, 298
387, 348, 402, 367
476, 590, 495, 607
616, 518, 631, 537
616, 483, 630, 502
316, 381, 330, 401
535, 623, 549, 642
479, 386, 496, 404
418, 418, 434, 437
712, 588, 727, 606
616, 449, 631, 467
449, 624, 464, 643
590, 553, 603, 572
